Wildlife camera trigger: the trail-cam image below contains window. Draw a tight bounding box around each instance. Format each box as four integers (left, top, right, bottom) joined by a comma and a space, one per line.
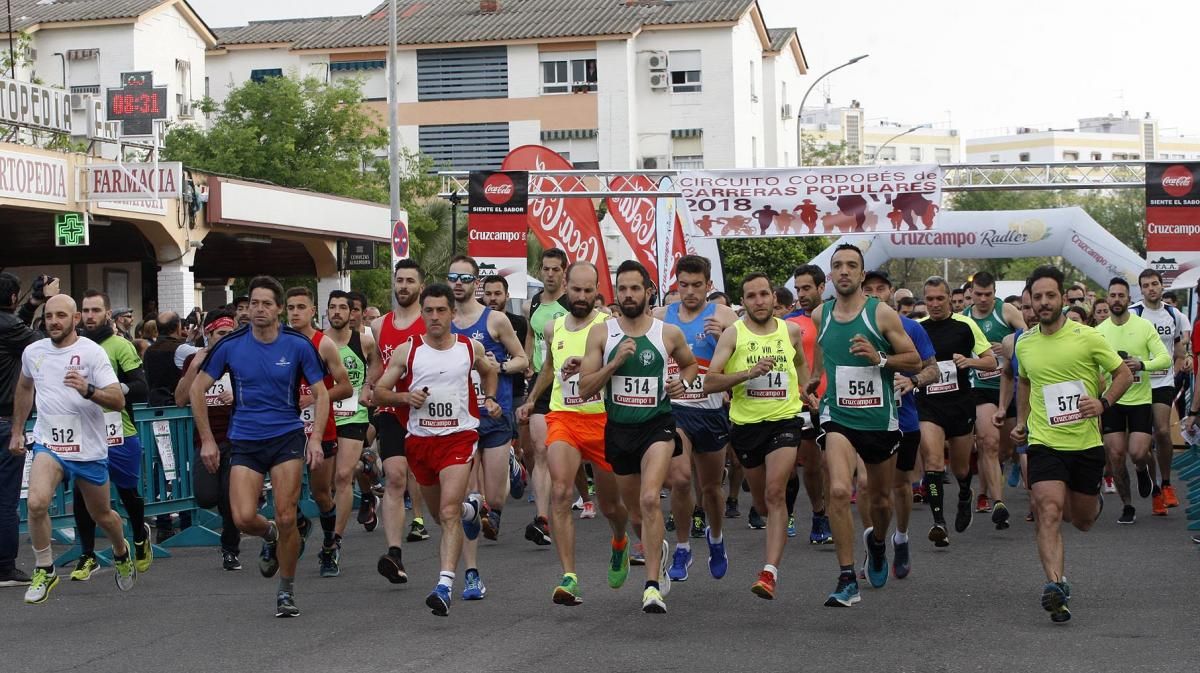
1112, 152, 1129, 160
1019, 152, 1030, 162
877, 146, 896, 161
175, 59, 192, 117
418, 122, 510, 170
672, 134, 703, 168
672, 155, 704, 169
910, 147, 922, 161
934, 147, 951, 163
989, 154, 1000, 163
749, 61, 757, 102
1130, 153, 1140, 160
865, 145, 877, 159
1062, 150, 1079, 161
1090, 151, 1102, 160
417, 47, 508, 101
669, 50, 701, 93
541, 58, 597, 94
752, 136, 758, 166
250, 68, 282, 83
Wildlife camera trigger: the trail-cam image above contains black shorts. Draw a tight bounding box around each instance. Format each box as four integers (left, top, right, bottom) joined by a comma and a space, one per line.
1151, 386, 1176, 406
1027, 445, 1105, 495
917, 395, 976, 438
531, 387, 553, 416
1006, 397, 1017, 419
1101, 403, 1153, 435
818, 421, 901, 466
604, 414, 682, 476
321, 440, 338, 459
673, 406, 731, 454
731, 418, 803, 470
336, 422, 369, 443
230, 429, 305, 474
897, 430, 921, 472
371, 412, 406, 460
799, 410, 821, 441
973, 387, 1001, 408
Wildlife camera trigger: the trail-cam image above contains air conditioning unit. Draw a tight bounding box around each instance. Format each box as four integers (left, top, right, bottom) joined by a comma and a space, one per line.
70, 93, 91, 111
178, 100, 194, 118
646, 51, 668, 71
780, 104, 792, 119
649, 72, 669, 91
640, 155, 668, 170
949, 129, 958, 137
818, 122, 828, 131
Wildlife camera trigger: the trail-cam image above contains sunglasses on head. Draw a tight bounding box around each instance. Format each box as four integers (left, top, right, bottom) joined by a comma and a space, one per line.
447, 273, 476, 284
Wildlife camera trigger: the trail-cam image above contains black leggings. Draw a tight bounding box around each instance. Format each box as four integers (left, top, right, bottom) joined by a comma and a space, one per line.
785, 473, 800, 517
214, 448, 239, 553
73, 484, 145, 556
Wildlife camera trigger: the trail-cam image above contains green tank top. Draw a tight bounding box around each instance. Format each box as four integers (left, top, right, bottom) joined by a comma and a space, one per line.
964, 298, 1010, 390
817, 296, 897, 431
549, 312, 608, 415
727, 318, 802, 425
603, 318, 672, 425
334, 332, 369, 426
530, 292, 569, 372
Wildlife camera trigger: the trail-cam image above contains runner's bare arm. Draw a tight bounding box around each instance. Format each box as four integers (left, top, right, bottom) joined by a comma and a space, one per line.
320, 337, 353, 402
190, 370, 217, 446
1100, 361, 1134, 408
1002, 301, 1027, 331
578, 321, 625, 400
665, 324, 698, 386
875, 302, 921, 372
373, 341, 411, 407
7, 374, 34, 454
955, 319, 998, 371
806, 305, 826, 395
1012, 376, 1031, 444
525, 320, 556, 403
361, 330, 381, 405
308, 379, 331, 438
175, 349, 205, 406
69, 374, 124, 412
703, 324, 749, 394
366, 316, 385, 392
491, 310, 529, 374
786, 320, 812, 399
474, 340, 502, 419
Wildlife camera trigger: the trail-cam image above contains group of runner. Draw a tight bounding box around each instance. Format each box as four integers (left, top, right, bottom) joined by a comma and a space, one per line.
4, 248, 1196, 623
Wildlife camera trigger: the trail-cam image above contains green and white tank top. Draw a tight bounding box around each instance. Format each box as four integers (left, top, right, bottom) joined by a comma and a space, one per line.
603, 318, 671, 425
818, 296, 897, 431
334, 331, 369, 426
964, 299, 1011, 390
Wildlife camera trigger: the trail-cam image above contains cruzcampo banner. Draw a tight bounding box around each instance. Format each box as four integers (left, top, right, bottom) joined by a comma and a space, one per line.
678, 164, 943, 238
468, 170, 529, 299
1145, 161, 1200, 287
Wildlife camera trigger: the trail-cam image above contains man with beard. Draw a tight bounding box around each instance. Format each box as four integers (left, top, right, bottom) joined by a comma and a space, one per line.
517, 262, 629, 607
0, 272, 41, 587
232, 296, 250, 327
1013, 265, 1131, 623
10, 294, 134, 603
482, 275, 530, 501
790, 264, 833, 545
706, 272, 813, 601
1094, 278, 1170, 524
576, 260, 697, 613
806, 244, 920, 607
113, 308, 134, 340
69, 290, 152, 581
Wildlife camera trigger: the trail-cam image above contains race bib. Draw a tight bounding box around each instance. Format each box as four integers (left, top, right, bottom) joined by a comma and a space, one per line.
926, 360, 960, 394
414, 389, 461, 429
1150, 369, 1170, 380
1043, 380, 1086, 426
667, 360, 707, 401
1131, 371, 1142, 384
103, 411, 124, 447
205, 374, 232, 407
612, 375, 660, 407
745, 371, 789, 399
835, 366, 883, 408
977, 367, 1003, 381
300, 405, 316, 436
562, 373, 600, 407
44, 414, 82, 454
333, 391, 360, 419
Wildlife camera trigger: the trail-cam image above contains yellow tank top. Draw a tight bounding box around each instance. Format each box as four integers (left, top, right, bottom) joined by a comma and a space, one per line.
549, 312, 608, 414
728, 318, 802, 425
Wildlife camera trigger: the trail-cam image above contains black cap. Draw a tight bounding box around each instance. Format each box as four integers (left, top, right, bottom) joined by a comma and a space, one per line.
864, 270, 891, 287
112, 307, 133, 318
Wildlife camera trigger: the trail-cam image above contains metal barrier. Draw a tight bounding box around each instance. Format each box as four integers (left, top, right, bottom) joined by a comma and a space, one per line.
1175, 390, 1200, 532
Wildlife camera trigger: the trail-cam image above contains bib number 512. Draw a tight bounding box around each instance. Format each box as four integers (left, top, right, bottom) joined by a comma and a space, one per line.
51, 428, 75, 443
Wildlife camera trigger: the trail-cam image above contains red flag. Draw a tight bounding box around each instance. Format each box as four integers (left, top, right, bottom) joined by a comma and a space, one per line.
606, 175, 659, 285
501, 145, 613, 301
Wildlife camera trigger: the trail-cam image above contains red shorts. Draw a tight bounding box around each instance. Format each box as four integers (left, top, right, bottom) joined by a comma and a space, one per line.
405, 431, 478, 487
545, 411, 612, 472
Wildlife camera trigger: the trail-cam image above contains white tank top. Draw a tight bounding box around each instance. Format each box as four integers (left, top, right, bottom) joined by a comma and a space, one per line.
403, 334, 480, 437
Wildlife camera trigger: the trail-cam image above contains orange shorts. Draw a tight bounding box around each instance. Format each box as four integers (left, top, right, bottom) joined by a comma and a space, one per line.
545, 411, 612, 472
405, 430, 478, 487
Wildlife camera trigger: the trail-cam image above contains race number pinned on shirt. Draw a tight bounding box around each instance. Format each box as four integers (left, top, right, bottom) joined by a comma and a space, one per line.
205, 374, 232, 407
926, 361, 960, 395
562, 373, 600, 407
333, 391, 360, 419
414, 389, 461, 429
1043, 380, 1086, 426
977, 367, 1003, 381
667, 360, 706, 402
612, 375, 659, 407
300, 405, 317, 436
44, 414, 82, 454
745, 371, 789, 399
103, 411, 124, 447
835, 366, 883, 408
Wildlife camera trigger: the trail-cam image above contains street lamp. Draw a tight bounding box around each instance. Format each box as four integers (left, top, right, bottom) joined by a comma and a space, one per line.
795, 54, 869, 165
873, 124, 930, 164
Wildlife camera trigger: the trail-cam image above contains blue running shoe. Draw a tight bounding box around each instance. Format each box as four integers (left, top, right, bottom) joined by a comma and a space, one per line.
1041, 579, 1071, 623
259, 534, 279, 578
1007, 461, 1021, 488
863, 528, 888, 589
809, 514, 833, 545
824, 573, 861, 607
786, 516, 796, 538
427, 584, 452, 616
892, 536, 911, 579
509, 449, 527, 501
462, 569, 486, 601
705, 527, 728, 579
462, 495, 482, 541
667, 546, 693, 582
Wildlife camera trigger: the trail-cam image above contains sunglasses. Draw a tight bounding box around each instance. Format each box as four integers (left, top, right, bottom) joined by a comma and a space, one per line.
447, 273, 477, 284
1068, 297, 1083, 303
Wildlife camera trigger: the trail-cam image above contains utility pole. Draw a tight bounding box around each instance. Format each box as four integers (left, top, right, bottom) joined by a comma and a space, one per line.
387, 0, 403, 259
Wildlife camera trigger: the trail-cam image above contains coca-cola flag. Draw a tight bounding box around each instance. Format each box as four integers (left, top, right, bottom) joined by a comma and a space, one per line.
1145, 162, 1200, 287
606, 175, 660, 287
468, 170, 529, 299
501, 145, 613, 301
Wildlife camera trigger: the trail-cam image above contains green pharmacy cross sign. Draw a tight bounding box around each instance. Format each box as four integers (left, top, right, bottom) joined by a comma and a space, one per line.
55, 212, 89, 247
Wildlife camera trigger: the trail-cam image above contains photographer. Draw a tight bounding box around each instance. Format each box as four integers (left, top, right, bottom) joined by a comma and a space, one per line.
16, 275, 60, 331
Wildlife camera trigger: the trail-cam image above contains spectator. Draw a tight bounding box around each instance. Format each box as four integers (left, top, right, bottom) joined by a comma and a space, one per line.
113, 307, 134, 340
707, 291, 730, 307
897, 296, 916, 317
772, 286, 794, 318
1092, 297, 1110, 324
0, 272, 42, 587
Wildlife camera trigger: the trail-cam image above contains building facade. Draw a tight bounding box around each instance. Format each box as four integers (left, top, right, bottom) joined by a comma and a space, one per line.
798, 102, 962, 165
966, 112, 1200, 163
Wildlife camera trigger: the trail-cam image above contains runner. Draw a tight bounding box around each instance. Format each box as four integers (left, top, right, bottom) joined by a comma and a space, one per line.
656, 255, 738, 582
0, 272, 40, 588
192, 276, 330, 617
374, 283, 499, 617
344, 290, 384, 528
1132, 269, 1190, 515
790, 264, 833, 545
918, 276, 997, 545
9, 294, 135, 604
706, 271, 813, 600
578, 260, 698, 612
993, 288, 1037, 520
1094, 277, 1171, 523
1013, 265, 1132, 623
481, 275, 531, 504
447, 256, 528, 600
517, 261, 631, 607
963, 271, 1026, 519
806, 244, 920, 607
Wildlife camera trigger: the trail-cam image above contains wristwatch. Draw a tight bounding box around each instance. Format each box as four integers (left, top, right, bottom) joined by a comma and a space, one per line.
484, 395, 498, 403
908, 374, 920, 389
1100, 397, 1111, 412
84, 383, 96, 399
876, 353, 889, 369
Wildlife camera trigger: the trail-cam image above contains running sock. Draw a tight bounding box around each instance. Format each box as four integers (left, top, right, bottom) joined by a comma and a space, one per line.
925, 472, 945, 522
785, 474, 800, 517
34, 545, 53, 567
764, 564, 779, 579
839, 565, 855, 581
117, 487, 145, 541
893, 530, 909, 545
612, 535, 628, 550
278, 576, 295, 593
813, 509, 826, 518
438, 571, 455, 589
320, 508, 336, 546
676, 542, 690, 552
264, 521, 279, 543
387, 546, 402, 560
646, 580, 660, 591
707, 529, 723, 544
957, 474, 973, 499
461, 500, 477, 523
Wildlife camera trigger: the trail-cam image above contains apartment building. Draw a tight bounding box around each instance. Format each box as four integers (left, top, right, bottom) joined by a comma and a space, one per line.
799, 101, 962, 165
966, 112, 1200, 163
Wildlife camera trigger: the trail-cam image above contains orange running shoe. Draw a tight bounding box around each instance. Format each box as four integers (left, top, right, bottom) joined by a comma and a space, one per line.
750, 570, 776, 600
1152, 491, 1168, 516
1163, 484, 1179, 508
975, 494, 991, 513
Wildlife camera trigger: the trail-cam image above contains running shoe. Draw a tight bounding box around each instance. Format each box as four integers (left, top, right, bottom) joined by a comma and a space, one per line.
608, 536, 630, 589
357, 493, 376, 525
113, 542, 136, 592
1152, 490, 1168, 516
824, 574, 860, 607
426, 584, 451, 616
572, 496, 584, 511
482, 509, 502, 540
975, 493, 990, 514
1163, 484, 1180, 508
706, 527, 728, 579
1025, 511, 1035, 522
462, 569, 486, 600
992, 501, 1011, 530
658, 540, 673, 597
751, 570, 776, 600
928, 523, 949, 548
642, 586, 666, 613
222, 550, 242, 571
70, 554, 100, 581
553, 574, 583, 606
912, 484, 926, 503
747, 507, 766, 530
462, 495, 482, 541
509, 448, 527, 501
134, 523, 153, 574
0, 567, 30, 587
667, 546, 693, 582
665, 512, 676, 532
863, 528, 888, 589
1118, 504, 1136, 524
276, 591, 300, 618
24, 568, 58, 604
259, 535, 279, 578
809, 514, 833, 545
1009, 462, 1023, 488
524, 516, 552, 546
892, 536, 911, 579
1102, 475, 1116, 494
1136, 468, 1153, 498
955, 490, 975, 533
404, 493, 412, 510
407, 518, 430, 542
1041, 579, 1071, 623
725, 498, 741, 519
318, 545, 340, 578
1191, 534, 1200, 544
786, 516, 797, 538
631, 541, 646, 566
297, 514, 312, 544
690, 510, 706, 539
363, 509, 378, 532
579, 501, 597, 520
376, 552, 408, 584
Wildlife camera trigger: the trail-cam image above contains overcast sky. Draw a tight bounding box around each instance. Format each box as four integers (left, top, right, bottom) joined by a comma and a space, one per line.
190, 0, 1200, 138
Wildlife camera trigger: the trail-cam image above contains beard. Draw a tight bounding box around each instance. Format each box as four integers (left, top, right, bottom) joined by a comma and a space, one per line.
619, 298, 646, 319
835, 282, 860, 297
328, 316, 349, 330
748, 307, 774, 325
569, 301, 592, 319
1109, 303, 1126, 316
396, 291, 418, 308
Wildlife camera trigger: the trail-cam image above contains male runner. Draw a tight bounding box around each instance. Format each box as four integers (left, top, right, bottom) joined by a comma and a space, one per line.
918, 276, 997, 545
1095, 278, 1171, 523
286, 288, 352, 577
70, 290, 152, 580
447, 256, 528, 599
806, 244, 920, 607
1014, 265, 1131, 623
10, 294, 135, 603
482, 275, 530, 502
791, 264, 833, 545
578, 260, 697, 612
1132, 269, 1190, 514
517, 261, 630, 606
342, 290, 385, 527
192, 276, 329, 617
951, 287, 966, 313
706, 272, 813, 600
656, 255, 737, 581
374, 283, 499, 617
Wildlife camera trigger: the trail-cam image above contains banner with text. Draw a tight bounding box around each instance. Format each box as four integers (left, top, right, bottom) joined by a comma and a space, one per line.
607, 175, 661, 288
678, 164, 943, 239
1145, 162, 1200, 288
468, 170, 530, 299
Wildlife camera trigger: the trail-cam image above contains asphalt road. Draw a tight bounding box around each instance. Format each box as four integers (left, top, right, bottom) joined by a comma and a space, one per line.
3, 482, 1197, 673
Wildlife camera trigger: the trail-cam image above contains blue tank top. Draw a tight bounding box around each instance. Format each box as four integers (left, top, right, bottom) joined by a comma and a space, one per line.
1010, 328, 1022, 381
664, 302, 723, 410
452, 307, 513, 412
899, 315, 936, 434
